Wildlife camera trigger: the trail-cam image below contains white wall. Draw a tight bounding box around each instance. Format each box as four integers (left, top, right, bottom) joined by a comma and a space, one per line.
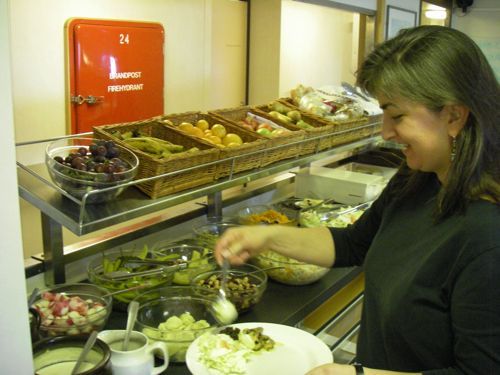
280, 0, 357, 97
0, 0, 34, 372
451, 0, 500, 80
249, 0, 357, 104
9, 0, 234, 144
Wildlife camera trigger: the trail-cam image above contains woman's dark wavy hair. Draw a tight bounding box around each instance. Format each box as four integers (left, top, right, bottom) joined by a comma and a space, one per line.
357, 25, 500, 220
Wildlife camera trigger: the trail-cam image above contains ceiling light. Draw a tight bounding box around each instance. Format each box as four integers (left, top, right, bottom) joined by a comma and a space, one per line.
425, 10, 447, 19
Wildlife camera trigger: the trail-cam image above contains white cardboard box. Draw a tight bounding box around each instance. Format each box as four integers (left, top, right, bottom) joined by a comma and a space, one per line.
335, 162, 397, 182
295, 165, 387, 204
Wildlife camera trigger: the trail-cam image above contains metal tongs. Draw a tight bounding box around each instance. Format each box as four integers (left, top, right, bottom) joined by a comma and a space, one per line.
103, 259, 187, 281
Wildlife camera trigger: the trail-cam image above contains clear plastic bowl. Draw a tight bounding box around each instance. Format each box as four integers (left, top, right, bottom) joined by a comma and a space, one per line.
191, 263, 267, 313
192, 222, 238, 250
29, 283, 112, 337
151, 243, 216, 285
133, 286, 219, 363
87, 248, 177, 310
237, 205, 294, 225
45, 137, 139, 203
250, 251, 329, 285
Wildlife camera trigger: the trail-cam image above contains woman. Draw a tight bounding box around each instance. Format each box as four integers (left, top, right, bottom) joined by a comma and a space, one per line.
215, 26, 500, 375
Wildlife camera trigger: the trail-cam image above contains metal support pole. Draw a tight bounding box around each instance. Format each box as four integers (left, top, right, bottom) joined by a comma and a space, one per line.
206, 191, 223, 221
41, 213, 65, 285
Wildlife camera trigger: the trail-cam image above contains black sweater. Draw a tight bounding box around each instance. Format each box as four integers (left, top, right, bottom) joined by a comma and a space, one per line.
330, 175, 500, 374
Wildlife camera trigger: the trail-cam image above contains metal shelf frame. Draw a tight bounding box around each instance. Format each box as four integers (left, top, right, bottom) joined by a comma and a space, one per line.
17, 121, 381, 284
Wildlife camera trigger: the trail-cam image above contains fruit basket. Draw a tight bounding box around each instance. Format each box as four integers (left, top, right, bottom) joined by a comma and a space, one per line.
280, 97, 377, 148
159, 111, 267, 179
255, 100, 334, 154
45, 137, 139, 203
93, 118, 220, 199
209, 105, 306, 166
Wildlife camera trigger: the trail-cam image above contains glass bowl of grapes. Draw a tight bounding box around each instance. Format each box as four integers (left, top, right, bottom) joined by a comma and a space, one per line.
45, 137, 139, 203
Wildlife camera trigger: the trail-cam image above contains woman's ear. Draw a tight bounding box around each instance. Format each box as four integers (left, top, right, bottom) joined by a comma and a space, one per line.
444, 104, 470, 137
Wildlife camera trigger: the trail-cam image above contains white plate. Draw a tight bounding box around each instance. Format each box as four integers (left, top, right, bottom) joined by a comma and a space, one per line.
186, 322, 333, 375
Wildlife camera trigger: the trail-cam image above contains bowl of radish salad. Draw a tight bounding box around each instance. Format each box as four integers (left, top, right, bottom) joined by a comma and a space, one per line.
29, 283, 112, 337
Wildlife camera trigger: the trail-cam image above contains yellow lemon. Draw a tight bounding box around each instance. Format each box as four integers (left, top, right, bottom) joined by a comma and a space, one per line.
188, 127, 205, 138
178, 122, 194, 132
211, 124, 227, 138
196, 119, 210, 131
206, 135, 222, 145
222, 133, 243, 146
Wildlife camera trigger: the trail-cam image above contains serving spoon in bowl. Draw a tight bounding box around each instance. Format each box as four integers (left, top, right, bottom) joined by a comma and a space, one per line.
211, 257, 238, 326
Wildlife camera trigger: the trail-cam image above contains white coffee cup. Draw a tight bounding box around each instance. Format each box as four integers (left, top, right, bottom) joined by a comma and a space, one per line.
97, 330, 168, 375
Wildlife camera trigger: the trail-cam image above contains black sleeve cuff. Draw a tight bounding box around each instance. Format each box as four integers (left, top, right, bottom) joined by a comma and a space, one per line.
353, 363, 364, 374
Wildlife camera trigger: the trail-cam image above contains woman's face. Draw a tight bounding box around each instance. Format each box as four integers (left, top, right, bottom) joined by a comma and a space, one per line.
378, 95, 452, 181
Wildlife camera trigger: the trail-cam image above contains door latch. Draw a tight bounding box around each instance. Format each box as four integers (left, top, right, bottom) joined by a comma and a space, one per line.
71, 95, 104, 105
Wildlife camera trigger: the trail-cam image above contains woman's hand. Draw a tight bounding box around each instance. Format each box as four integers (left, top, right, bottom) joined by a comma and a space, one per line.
306, 364, 422, 375
214, 225, 274, 265
305, 363, 356, 375
214, 225, 335, 267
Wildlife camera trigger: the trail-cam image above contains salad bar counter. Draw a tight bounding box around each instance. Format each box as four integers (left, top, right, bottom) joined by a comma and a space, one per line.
104, 265, 363, 374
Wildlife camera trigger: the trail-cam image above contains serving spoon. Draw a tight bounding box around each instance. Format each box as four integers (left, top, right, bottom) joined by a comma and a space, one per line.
28, 287, 40, 307
71, 330, 98, 375
211, 257, 238, 325
122, 301, 139, 351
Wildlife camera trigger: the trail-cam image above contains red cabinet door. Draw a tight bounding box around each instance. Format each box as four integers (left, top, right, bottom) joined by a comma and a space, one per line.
67, 18, 164, 134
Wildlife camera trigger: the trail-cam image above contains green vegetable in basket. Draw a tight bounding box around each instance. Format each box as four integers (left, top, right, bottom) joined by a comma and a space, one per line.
296, 120, 314, 130
286, 110, 302, 122
268, 101, 290, 114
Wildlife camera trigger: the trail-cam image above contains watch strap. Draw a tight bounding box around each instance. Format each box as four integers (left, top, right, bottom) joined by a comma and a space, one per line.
353, 363, 364, 374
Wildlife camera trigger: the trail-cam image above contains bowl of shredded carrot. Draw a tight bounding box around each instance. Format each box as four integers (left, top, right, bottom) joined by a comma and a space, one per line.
237, 205, 294, 225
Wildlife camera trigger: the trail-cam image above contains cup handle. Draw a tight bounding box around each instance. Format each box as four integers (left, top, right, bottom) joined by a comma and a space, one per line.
146, 341, 169, 375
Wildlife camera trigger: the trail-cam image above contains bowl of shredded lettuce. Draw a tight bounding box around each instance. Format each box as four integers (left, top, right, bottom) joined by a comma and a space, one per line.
250, 251, 329, 286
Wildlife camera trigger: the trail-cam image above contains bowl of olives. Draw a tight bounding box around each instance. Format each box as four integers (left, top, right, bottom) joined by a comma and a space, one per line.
191, 264, 267, 314
45, 137, 139, 203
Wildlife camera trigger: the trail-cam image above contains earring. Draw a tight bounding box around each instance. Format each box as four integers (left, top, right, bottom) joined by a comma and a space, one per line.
450, 136, 457, 162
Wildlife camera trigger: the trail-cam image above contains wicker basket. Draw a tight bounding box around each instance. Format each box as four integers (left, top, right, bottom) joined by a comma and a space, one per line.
158, 111, 267, 179
330, 120, 382, 147
209, 106, 305, 166
280, 97, 371, 148
93, 118, 220, 199
255, 100, 334, 155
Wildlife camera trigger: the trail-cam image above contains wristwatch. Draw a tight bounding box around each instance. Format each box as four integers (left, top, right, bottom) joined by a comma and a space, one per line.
353, 363, 364, 374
